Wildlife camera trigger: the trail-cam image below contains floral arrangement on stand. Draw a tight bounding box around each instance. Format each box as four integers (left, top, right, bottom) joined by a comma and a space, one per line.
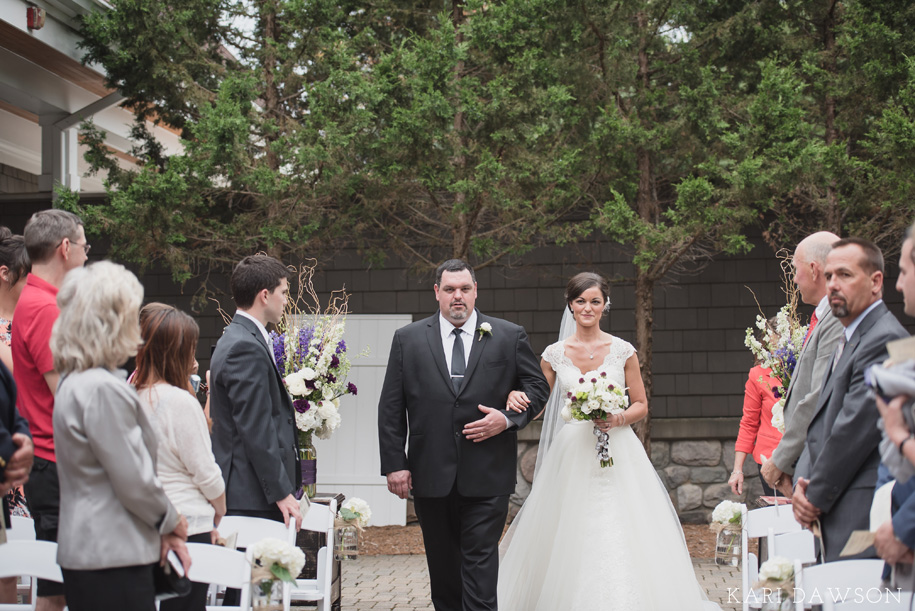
267, 263, 362, 499
559, 372, 629, 468
753, 556, 795, 611
335, 498, 372, 561
744, 251, 808, 434
248, 537, 306, 610
710, 500, 746, 567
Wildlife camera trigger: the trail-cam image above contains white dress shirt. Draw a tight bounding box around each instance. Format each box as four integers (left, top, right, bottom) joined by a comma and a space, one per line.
843, 299, 883, 342
439, 311, 513, 428
237, 309, 271, 346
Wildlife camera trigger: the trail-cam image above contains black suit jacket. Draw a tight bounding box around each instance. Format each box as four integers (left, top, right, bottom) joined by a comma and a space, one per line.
1, 361, 31, 525
796, 302, 908, 560
378, 312, 550, 498
210, 314, 300, 511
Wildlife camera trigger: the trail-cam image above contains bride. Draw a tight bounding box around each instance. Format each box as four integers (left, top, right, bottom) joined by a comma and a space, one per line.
497, 272, 720, 610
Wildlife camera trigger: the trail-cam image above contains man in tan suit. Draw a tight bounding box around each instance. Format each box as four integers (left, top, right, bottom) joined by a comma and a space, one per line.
761, 231, 843, 496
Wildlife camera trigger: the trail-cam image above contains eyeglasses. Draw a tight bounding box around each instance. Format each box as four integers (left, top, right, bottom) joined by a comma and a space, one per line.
56, 239, 91, 255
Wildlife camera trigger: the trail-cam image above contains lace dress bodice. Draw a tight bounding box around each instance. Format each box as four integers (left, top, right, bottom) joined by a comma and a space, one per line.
542, 337, 635, 395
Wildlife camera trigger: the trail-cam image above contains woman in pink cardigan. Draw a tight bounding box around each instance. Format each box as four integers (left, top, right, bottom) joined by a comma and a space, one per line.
729, 363, 783, 498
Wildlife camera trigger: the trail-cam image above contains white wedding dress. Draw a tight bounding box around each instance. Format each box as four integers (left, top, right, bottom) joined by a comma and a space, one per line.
497, 337, 721, 611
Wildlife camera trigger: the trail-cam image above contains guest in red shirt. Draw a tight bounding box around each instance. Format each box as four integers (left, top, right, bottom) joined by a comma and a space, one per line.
11, 209, 87, 611
730, 319, 784, 499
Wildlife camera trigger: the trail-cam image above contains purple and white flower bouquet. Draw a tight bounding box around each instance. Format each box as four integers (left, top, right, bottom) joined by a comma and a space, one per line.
559, 372, 629, 467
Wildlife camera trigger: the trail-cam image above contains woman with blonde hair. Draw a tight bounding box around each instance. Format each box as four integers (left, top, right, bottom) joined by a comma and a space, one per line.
133, 302, 225, 611
50, 261, 189, 611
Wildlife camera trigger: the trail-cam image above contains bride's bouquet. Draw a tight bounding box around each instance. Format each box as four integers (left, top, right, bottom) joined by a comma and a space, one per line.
560, 372, 629, 467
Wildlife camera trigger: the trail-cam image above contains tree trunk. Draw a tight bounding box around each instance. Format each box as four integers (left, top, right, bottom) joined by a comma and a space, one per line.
451, 0, 469, 261
632, 271, 654, 455
823, 0, 840, 232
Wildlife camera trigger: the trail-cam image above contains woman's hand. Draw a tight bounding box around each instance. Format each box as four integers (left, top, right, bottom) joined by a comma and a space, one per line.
160, 533, 192, 575
210, 529, 221, 545
506, 391, 530, 413
728, 470, 744, 495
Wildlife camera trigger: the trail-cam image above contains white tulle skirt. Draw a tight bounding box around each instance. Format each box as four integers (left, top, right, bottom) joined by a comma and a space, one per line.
498, 421, 721, 611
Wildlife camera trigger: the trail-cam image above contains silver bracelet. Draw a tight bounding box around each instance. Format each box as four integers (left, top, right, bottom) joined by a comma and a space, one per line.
731, 470, 743, 475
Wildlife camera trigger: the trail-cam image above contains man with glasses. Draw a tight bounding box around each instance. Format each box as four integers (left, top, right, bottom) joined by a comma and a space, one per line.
12, 209, 87, 611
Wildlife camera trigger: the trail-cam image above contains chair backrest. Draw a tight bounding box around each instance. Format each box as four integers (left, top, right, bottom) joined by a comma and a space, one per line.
0, 540, 62, 611
5, 516, 36, 541
746, 505, 802, 539
793, 558, 885, 611
771, 530, 816, 566
185, 543, 251, 611
288, 498, 337, 610
218, 516, 296, 549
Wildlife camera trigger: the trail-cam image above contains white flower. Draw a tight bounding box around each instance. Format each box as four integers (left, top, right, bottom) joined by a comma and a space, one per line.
249, 537, 306, 579
323, 386, 335, 401
296, 409, 320, 433
771, 398, 786, 434
341, 497, 372, 527
477, 322, 493, 341
284, 371, 309, 397
584, 399, 602, 415
711, 500, 745, 525
560, 404, 572, 422
758, 556, 793, 582
300, 367, 317, 381
316, 400, 337, 419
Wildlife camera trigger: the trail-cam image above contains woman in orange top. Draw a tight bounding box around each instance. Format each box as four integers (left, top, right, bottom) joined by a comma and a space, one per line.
730, 318, 784, 499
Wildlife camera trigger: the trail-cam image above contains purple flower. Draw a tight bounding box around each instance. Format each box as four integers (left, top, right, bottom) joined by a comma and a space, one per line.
293, 399, 311, 413
590, 378, 597, 383
269, 331, 286, 373
608, 384, 615, 391
326, 374, 337, 384
773, 387, 782, 399
336, 340, 347, 354
579, 377, 585, 384
347, 382, 358, 395
330, 354, 340, 369
600, 372, 607, 377
297, 327, 314, 358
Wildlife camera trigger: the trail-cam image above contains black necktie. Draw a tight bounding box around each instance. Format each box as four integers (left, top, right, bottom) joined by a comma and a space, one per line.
451, 328, 465, 393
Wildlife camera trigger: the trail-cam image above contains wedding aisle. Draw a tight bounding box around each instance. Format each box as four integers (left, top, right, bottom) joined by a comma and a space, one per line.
340, 555, 741, 610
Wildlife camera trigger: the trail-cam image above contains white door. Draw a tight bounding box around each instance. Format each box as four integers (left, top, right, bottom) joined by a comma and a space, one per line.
314, 314, 412, 526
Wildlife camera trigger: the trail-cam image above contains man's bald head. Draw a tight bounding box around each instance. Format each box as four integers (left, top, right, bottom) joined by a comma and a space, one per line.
793, 231, 841, 306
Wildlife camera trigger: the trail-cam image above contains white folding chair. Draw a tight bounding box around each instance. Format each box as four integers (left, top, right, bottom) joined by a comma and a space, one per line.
4, 517, 36, 604
793, 558, 885, 611
771, 530, 817, 566
183, 542, 253, 611
742, 504, 804, 611
0, 540, 63, 611
218, 516, 297, 549
288, 498, 337, 611
211, 517, 296, 606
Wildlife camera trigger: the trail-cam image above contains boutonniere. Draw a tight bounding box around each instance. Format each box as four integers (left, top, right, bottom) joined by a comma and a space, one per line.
477, 322, 492, 342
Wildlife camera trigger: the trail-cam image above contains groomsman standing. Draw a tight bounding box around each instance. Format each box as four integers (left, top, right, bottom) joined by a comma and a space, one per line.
210, 255, 302, 529
378, 260, 549, 611
762, 232, 843, 496
793, 238, 908, 561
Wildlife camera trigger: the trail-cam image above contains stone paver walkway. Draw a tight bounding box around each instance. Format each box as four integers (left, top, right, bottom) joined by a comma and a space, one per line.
342, 555, 741, 610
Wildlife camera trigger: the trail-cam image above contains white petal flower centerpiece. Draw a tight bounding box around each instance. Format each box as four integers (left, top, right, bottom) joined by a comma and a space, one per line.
753, 556, 795, 611
335, 497, 372, 560
709, 500, 746, 567
267, 264, 363, 499
248, 537, 306, 610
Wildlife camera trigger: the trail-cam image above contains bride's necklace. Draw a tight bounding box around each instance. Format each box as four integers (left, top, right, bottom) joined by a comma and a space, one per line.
577, 337, 605, 359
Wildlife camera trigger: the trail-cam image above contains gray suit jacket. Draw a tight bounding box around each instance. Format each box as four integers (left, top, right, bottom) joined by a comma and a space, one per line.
53, 368, 180, 569
795, 302, 908, 561
378, 312, 550, 498
211, 314, 299, 511
771, 311, 844, 475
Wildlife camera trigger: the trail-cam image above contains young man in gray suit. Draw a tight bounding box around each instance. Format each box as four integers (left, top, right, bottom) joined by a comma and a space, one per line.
210, 255, 302, 529
793, 238, 908, 561
761, 232, 843, 497
378, 259, 550, 611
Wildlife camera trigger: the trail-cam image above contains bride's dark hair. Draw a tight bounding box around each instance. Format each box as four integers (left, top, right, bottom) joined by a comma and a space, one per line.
565, 272, 610, 313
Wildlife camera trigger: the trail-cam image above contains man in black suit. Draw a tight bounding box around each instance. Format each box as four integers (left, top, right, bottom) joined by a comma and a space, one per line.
378, 259, 550, 611
210, 255, 302, 529
793, 238, 908, 561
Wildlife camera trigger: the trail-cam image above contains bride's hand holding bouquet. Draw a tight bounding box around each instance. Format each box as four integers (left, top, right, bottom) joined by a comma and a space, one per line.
560, 372, 629, 467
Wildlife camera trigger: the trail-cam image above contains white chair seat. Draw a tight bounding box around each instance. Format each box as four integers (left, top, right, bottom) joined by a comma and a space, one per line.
0, 540, 62, 611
